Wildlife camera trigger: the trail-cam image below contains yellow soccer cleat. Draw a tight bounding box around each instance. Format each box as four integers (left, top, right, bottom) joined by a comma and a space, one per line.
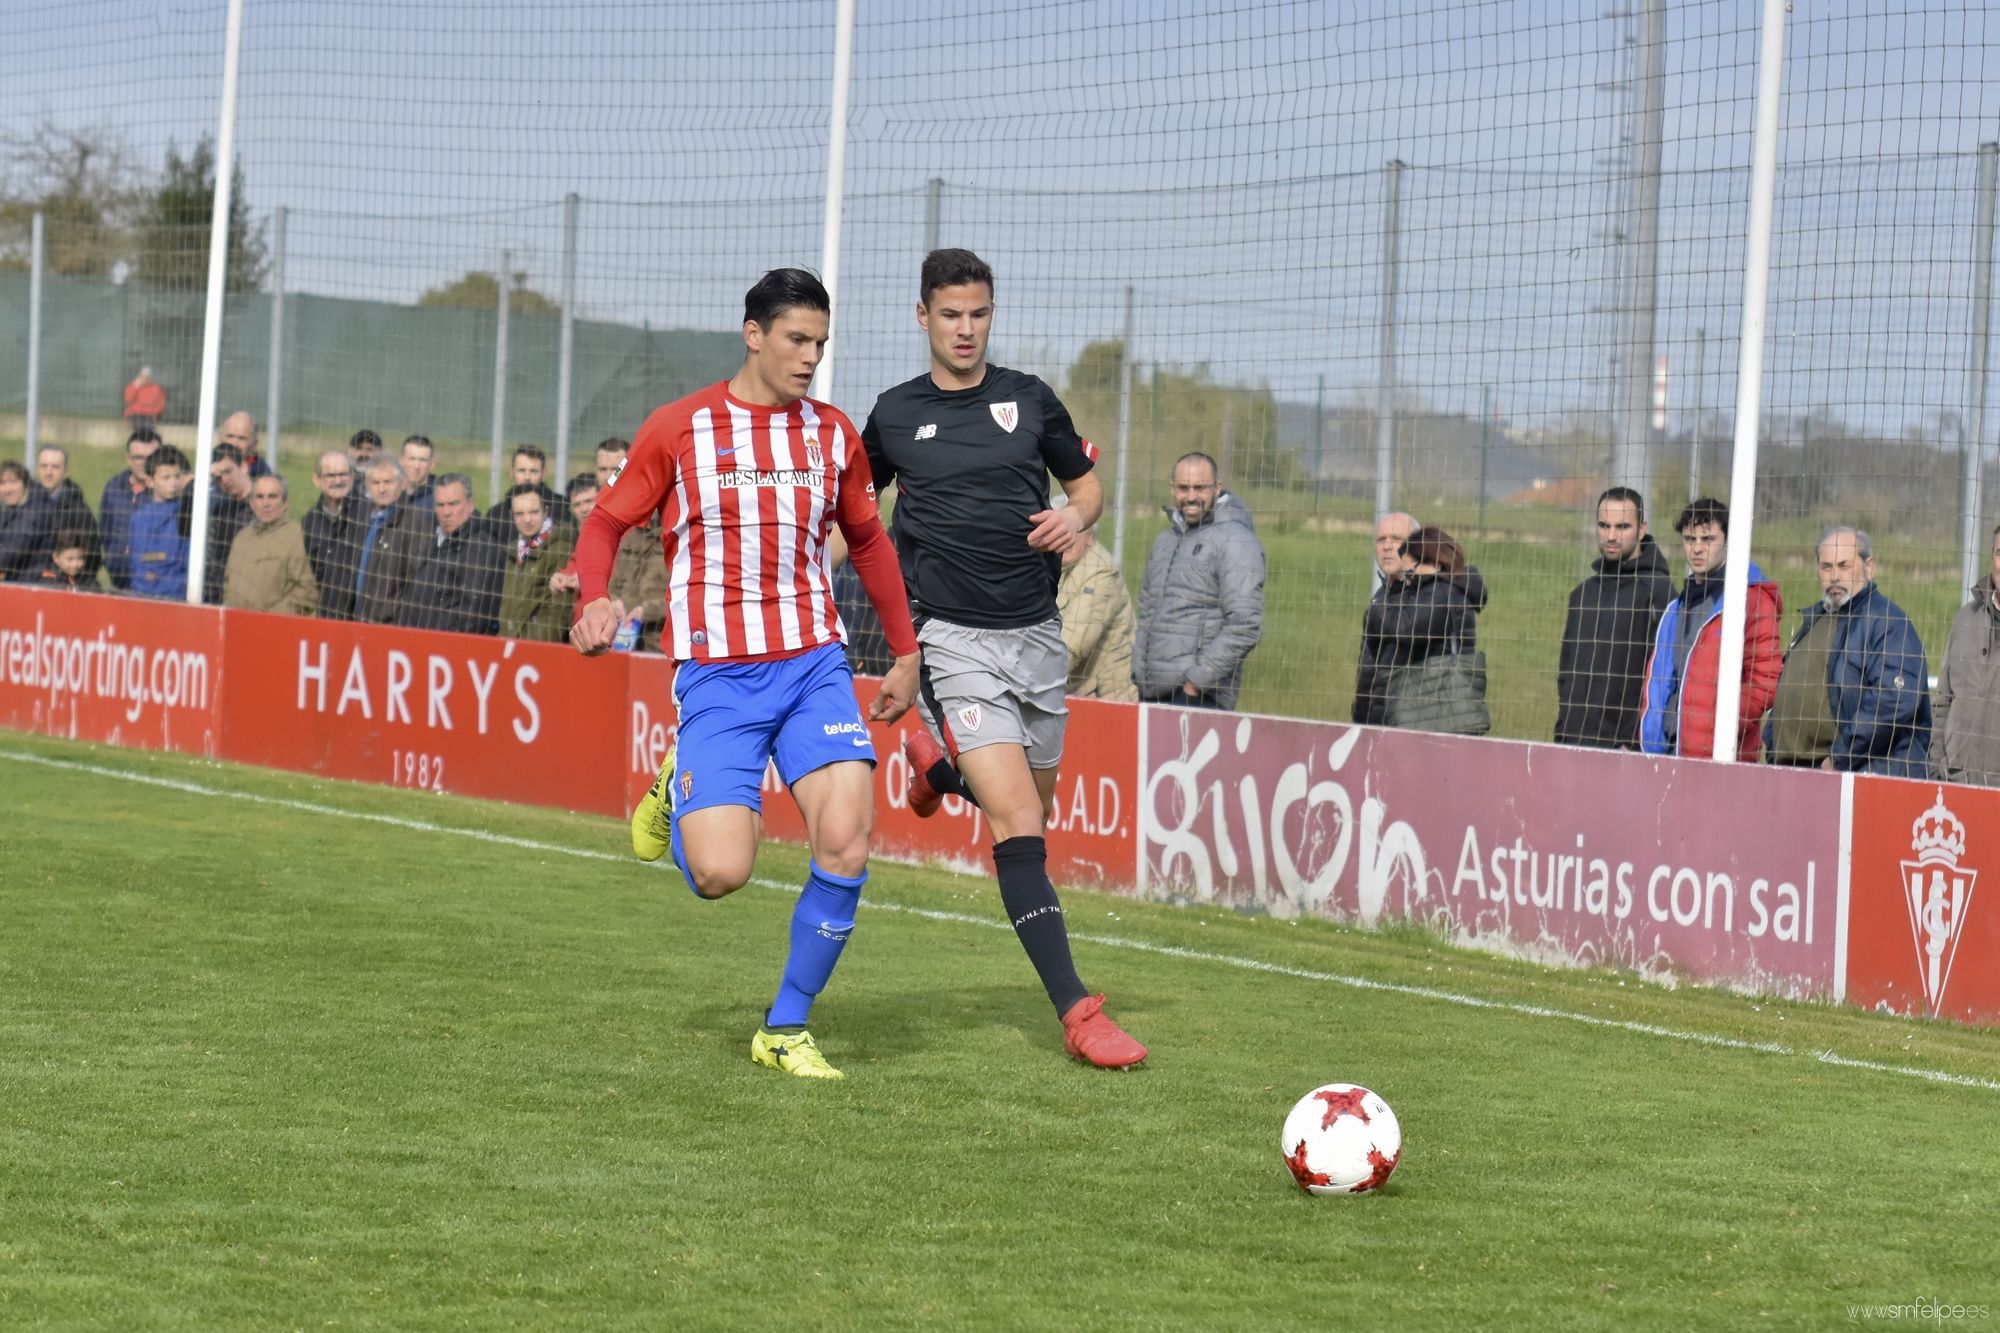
751, 1028, 844, 1080
631, 742, 678, 863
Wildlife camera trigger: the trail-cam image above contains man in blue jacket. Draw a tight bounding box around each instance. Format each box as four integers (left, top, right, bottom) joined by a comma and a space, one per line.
100, 429, 161, 590
129, 445, 195, 601
1764, 526, 1931, 776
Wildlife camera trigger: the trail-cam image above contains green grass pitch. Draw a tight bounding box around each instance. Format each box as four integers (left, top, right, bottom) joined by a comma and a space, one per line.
1, 731, 1996, 1329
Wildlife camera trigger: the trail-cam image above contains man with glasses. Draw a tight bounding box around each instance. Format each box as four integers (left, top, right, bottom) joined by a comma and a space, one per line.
100, 428, 161, 591
1132, 449, 1266, 710
1639, 496, 1785, 761
303, 450, 367, 620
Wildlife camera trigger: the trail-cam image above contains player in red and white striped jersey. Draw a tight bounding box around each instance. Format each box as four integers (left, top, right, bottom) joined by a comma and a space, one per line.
570, 269, 918, 1080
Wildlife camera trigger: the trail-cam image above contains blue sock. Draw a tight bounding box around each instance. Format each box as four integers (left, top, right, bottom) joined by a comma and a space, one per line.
766, 861, 865, 1029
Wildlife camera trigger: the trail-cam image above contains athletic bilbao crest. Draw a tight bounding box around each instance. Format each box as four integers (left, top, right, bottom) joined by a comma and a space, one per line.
1899, 788, 1978, 1016
957, 704, 982, 734
989, 402, 1018, 433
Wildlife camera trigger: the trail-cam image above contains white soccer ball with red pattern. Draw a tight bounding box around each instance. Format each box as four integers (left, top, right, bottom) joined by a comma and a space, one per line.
1280, 1083, 1402, 1195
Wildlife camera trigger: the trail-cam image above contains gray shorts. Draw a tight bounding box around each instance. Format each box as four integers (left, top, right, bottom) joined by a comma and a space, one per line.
916, 616, 1069, 770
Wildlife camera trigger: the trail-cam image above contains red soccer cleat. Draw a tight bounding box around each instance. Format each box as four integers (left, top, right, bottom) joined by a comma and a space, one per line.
904, 727, 949, 819
1062, 994, 1148, 1070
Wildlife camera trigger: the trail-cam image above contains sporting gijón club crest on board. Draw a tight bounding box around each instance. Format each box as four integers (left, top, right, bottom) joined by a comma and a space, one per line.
1899, 788, 1979, 1017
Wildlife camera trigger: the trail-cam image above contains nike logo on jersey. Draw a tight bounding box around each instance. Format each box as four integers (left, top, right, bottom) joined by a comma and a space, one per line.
715, 445, 737, 459
915, 423, 937, 440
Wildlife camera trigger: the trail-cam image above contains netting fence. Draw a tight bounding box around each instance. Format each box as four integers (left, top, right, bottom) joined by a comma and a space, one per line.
2, 0, 1997, 772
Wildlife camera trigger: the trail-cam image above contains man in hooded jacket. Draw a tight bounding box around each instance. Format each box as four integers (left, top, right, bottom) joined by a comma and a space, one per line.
1132, 451, 1265, 710
1556, 486, 1673, 748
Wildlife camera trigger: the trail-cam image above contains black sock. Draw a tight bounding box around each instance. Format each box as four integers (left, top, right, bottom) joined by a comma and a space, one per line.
926, 757, 969, 799
992, 835, 1088, 1016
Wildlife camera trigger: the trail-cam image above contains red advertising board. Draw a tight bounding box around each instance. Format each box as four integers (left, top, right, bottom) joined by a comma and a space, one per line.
1845, 776, 2000, 1026
223, 610, 630, 817
19, 583, 2000, 1028
1141, 709, 1843, 998
0, 585, 222, 756
623, 661, 1140, 887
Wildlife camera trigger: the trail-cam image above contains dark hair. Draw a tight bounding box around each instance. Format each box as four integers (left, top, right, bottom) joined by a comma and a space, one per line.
506, 481, 545, 503
595, 436, 630, 456
0, 460, 27, 486
1597, 485, 1645, 523
1402, 525, 1468, 575
211, 442, 245, 467
52, 529, 91, 554
349, 428, 382, 451
126, 427, 161, 450
743, 268, 831, 329
1674, 496, 1729, 536
921, 248, 995, 306
1175, 450, 1219, 480
512, 444, 548, 467
401, 434, 435, 455
568, 472, 600, 497
148, 445, 191, 475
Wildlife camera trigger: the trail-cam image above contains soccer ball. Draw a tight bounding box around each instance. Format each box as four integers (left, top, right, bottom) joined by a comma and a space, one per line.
1280, 1083, 1402, 1195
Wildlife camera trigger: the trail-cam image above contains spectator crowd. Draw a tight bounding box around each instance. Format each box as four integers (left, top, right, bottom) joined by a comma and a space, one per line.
8, 414, 2000, 788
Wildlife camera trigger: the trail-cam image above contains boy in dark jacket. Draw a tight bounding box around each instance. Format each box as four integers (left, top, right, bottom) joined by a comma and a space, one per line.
129, 446, 195, 601
26, 532, 96, 591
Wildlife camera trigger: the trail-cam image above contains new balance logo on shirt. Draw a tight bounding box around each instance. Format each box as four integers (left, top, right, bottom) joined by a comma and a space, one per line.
915, 423, 937, 440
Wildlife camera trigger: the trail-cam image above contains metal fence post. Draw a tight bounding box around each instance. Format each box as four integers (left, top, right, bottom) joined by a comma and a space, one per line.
1312, 373, 1325, 513
811, 0, 856, 404
1689, 328, 1707, 501
1615, 0, 1666, 503
491, 248, 511, 507
265, 205, 286, 467
1964, 142, 1998, 599
185, 0, 247, 607
924, 177, 943, 254
556, 193, 578, 484
1375, 159, 1403, 520
25, 211, 43, 464
1709, 0, 1788, 763
1112, 285, 1135, 567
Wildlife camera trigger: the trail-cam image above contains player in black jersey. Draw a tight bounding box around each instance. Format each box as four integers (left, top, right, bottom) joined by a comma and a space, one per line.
862, 248, 1147, 1070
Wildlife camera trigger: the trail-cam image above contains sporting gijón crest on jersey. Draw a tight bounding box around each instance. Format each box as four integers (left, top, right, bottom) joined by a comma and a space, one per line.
595, 382, 877, 661
862, 365, 1098, 630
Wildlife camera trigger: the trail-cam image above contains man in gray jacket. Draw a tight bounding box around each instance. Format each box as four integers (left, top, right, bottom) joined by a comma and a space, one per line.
1934, 524, 2000, 787
1132, 451, 1266, 708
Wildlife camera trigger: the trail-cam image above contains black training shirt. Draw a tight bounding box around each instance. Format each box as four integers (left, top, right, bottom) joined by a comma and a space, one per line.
862, 365, 1097, 629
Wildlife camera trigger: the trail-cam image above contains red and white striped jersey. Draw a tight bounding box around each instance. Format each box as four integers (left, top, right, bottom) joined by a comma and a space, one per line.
589, 382, 878, 662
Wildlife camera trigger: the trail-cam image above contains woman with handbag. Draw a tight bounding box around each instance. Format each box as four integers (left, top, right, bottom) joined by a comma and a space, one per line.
1352, 525, 1492, 734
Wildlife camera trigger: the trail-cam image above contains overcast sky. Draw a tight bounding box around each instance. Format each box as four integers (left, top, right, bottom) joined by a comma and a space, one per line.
5, 0, 1997, 433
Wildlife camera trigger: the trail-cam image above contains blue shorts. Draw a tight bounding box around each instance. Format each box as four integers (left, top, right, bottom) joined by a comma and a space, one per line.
670, 642, 874, 815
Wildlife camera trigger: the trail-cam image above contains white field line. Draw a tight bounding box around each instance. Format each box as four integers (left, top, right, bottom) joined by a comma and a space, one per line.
6, 747, 1997, 1095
